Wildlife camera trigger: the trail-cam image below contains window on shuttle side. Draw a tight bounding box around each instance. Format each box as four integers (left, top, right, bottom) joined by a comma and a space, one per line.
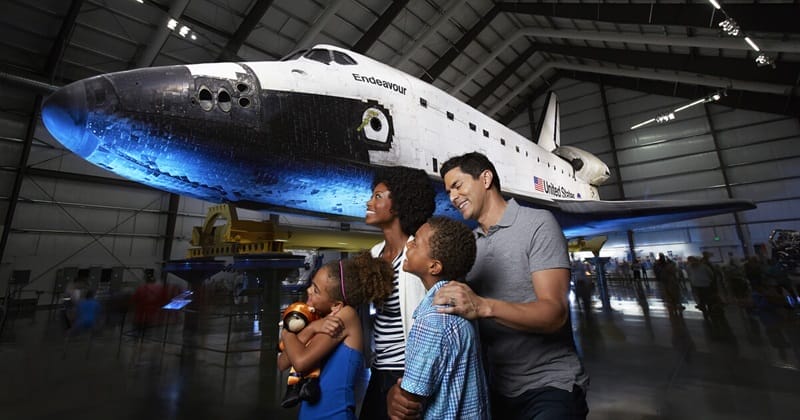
333, 51, 357, 65
483, 130, 489, 138
420, 98, 428, 107
447, 112, 454, 120
515, 146, 519, 153
306, 49, 332, 64
469, 123, 476, 131
500, 138, 506, 145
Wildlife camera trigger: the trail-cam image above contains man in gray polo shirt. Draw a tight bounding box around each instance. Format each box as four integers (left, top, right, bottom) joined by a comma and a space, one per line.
388, 152, 588, 419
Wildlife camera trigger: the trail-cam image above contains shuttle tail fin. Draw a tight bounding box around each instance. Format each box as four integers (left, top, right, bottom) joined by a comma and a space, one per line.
534, 91, 560, 152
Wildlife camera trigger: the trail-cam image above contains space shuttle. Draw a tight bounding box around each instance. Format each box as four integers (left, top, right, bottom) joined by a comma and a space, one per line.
41, 44, 754, 238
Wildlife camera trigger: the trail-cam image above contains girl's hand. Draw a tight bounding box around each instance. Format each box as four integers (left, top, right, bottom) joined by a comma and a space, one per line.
313, 316, 345, 338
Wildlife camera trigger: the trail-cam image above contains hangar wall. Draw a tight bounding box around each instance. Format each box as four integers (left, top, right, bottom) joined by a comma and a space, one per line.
510, 78, 800, 262
0, 81, 211, 300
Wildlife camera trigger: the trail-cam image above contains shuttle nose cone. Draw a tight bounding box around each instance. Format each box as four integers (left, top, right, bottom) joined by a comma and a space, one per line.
42, 81, 97, 157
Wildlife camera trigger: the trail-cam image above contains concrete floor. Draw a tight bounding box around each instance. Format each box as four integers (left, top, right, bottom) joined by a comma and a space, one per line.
1, 279, 799, 420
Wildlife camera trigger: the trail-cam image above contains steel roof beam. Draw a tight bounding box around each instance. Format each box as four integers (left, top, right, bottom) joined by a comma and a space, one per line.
392, 0, 468, 67
532, 42, 798, 85
45, 0, 84, 82
353, 0, 411, 54
500, 71, 799, 123
467, 44, 538, 107
295, 0, 348, 51
421, 4, 500, 82
496, 3, 800, 35
217, 0, 274, 61
136, 0, 191, 68
475, 42, 800, 117
453, 27, 800, 95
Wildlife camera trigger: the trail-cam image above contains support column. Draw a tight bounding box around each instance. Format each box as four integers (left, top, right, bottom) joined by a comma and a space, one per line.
0, 96, 41, 264
600, 83, 636, 261
703, 103, 750, 256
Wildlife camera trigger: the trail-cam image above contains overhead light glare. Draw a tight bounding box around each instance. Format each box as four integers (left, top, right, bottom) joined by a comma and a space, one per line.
136, 0, 144, 4
179, 25, 191, 37
712, 93, 721, 101
167, 18, 178, 30
744, 37, 760, 52
630, 118, 655, 130
708, 0, 722, 10
673, 98, 706, 113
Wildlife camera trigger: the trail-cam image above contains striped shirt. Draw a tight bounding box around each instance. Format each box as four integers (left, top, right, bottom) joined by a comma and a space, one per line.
372, 248, 405, 370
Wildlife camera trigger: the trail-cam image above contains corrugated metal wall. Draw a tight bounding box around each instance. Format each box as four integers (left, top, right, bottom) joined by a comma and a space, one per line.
511, 78, 800, 262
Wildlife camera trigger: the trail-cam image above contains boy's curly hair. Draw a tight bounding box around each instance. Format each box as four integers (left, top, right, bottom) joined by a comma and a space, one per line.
427, 216, 476, 281
325, 252, 394, 306
372, 166, 436, 236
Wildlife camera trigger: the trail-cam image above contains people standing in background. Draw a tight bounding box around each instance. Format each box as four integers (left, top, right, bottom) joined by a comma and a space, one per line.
70, 289, 101, 335
654, 253, 683, 316
131, 271, 166, 333
686, 256, 717, 317
360, 166, 436, 420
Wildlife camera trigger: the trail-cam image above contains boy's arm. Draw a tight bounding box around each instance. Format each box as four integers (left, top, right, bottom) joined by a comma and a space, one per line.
388, 381, 424, 420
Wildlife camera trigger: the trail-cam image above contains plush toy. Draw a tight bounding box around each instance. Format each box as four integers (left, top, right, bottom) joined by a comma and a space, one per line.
280, 302, 321, 408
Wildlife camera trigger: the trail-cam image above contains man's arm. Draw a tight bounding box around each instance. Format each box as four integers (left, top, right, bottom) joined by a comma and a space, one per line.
433, 268, 571, 334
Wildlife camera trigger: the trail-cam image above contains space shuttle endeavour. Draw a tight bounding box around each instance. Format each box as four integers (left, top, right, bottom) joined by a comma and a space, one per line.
41, 44, 754, 237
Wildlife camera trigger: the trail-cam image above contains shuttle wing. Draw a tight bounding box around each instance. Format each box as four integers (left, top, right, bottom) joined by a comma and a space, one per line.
548, 198, 756, 238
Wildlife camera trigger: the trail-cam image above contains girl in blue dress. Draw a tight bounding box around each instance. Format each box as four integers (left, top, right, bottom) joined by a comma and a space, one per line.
279, 252, 394, 420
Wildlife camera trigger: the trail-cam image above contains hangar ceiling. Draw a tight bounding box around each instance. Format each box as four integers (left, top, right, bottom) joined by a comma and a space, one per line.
2, 0, 798, 119
0, 0, 799, 280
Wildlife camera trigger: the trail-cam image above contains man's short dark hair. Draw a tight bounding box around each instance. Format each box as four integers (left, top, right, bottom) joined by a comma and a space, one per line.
439, 152, 501, 192
427, 216, 476, 281
372, 166, 436, 236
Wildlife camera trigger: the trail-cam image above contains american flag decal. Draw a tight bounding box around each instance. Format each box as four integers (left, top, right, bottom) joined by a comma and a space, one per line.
534, 176, 545, 192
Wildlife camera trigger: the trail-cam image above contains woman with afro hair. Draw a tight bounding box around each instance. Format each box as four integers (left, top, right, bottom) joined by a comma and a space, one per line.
359, 166, 436, 420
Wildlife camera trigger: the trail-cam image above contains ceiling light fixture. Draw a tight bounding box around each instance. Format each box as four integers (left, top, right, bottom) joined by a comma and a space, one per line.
707, 1, 775, 68
630, 91, 725, 130
755, 53, 775, 68
718, 18, 740, 36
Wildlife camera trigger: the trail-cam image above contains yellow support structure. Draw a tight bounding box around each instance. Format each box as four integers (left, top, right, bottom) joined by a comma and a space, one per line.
187, 204, 286, 258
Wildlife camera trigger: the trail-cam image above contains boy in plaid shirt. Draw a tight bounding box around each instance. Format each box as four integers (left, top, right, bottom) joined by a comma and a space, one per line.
388, 216, 489, 420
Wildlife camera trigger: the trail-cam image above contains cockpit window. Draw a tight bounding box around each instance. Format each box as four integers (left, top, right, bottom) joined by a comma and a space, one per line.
305, 49, 332, 64
281, 50, 307, 61
332, 51, 357, 65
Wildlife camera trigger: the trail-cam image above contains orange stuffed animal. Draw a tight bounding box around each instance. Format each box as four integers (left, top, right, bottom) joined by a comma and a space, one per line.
280, 302, 321, 408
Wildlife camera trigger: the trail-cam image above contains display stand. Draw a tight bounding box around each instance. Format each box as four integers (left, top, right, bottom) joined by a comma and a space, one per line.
230, 253, 306, 406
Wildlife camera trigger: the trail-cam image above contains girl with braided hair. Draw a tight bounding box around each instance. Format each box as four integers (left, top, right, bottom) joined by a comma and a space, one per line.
278, 252, 394, 420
